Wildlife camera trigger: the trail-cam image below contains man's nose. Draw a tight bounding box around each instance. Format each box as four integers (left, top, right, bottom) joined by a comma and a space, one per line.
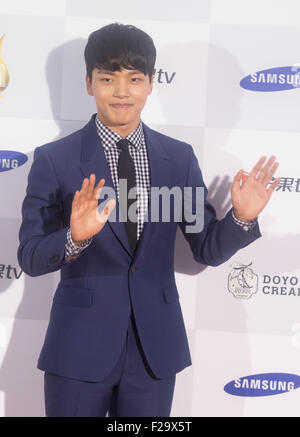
113, 79, 130, 97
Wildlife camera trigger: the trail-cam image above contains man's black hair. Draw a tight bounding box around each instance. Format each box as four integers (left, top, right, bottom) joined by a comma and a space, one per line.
84, 23, 156, 83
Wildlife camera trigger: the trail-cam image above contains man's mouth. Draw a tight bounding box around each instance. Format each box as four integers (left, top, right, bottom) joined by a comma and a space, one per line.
110, 104, 133, 109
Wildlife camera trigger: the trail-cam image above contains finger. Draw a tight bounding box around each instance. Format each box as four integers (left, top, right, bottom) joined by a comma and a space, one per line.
72, 190, 80, 203
79, 177, 89, 198
240, 171, 249, 184
96, 198, 116, 223
87, 174, 96, 199
104, 198, 116, 216
72, 190, 80, 208
267, 176, 281, 194
94, 178, 106, 199
249, 156, 267, 179
258, 155, 276, 183
76, 179, 91, 214
232, 171, 243, 189
262, 161, 279, 187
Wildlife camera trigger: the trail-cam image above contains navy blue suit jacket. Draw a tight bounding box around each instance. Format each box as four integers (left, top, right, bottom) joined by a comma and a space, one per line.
17, 114, 261, 382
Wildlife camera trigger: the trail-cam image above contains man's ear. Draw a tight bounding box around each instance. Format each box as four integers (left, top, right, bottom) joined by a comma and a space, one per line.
148, 74, 154, 95
86, 73, 93, 96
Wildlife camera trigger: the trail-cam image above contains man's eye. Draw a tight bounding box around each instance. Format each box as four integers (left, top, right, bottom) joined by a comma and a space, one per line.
101, 78, 111, 82
131, 78, 142, 82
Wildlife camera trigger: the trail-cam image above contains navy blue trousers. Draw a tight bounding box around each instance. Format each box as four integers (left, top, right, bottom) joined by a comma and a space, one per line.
44, 311, 176, 417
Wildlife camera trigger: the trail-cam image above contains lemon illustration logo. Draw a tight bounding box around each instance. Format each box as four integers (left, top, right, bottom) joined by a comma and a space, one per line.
228, 262, 258, 299
0, 33, 9, 97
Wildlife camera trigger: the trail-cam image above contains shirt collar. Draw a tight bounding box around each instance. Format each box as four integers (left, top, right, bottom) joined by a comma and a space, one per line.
95, 115, 143, 150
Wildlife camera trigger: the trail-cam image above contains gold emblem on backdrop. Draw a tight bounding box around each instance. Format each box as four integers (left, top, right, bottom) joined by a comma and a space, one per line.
0, 34, 9, 97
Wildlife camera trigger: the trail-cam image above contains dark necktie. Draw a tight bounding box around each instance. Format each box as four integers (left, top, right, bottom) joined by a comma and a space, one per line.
117, 139, 137, 254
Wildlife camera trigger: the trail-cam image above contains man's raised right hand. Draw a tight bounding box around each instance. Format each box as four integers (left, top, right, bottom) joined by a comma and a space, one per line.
70, 174, 116, 245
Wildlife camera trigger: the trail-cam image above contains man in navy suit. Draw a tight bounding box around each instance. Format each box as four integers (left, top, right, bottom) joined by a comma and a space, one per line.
18, 23, 280, 417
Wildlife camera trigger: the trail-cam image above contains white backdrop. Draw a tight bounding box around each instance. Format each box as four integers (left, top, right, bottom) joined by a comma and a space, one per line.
0, 0, 299, 417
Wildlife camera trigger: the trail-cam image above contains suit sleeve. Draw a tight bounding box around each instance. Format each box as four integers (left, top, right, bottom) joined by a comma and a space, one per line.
17, 146, 71, 276
178, 145, 262, 266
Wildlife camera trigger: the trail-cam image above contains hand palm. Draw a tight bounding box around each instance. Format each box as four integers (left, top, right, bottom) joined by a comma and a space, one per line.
70, 175, 116, 244
231, 156, 280, 222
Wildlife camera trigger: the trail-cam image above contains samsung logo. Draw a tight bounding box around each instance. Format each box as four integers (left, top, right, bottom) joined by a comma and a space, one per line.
0, 150, 28, 172
224, 373, 300, 397
240, 66, 300, 92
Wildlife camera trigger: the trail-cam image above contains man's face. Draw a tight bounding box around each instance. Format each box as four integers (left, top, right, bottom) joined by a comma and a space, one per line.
86, 67, 154, 135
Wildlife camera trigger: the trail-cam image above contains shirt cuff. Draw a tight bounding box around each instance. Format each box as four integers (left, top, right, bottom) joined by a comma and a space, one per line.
232, 209, 258, 233
65, 227, 93, 261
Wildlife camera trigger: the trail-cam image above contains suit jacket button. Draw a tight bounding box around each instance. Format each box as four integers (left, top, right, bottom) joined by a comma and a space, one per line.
131, 266, 136, 273
49, 255, 59, 264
